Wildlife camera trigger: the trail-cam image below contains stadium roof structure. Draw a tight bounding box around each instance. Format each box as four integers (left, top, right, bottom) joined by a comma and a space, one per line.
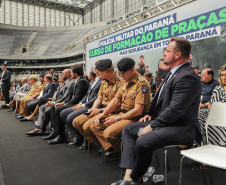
12, 0, 105, 14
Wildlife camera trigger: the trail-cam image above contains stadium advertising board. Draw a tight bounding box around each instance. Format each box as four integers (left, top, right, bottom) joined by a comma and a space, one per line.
86, 0, 226, 81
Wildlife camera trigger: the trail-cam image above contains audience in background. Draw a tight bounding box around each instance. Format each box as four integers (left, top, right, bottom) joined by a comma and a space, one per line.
9, 85, 16, 97
15, 81, 22, 92
26, 69, 74, 136
143, 72, 156, 97
200, 68, 219, 109
20, 74, 57, 122
6, 78, 30, 112
88, 71, 96, 85
50, 69, 59, 81
15, 75, 44, 118
52, 77, 58, 87
194, 66, 201, 76
198, 64, 226, 145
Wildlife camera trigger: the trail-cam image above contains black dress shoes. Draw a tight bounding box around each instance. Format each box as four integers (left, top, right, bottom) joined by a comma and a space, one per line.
111, 179, 142, 185
48, 135, 68, 144
105, 147, 115, 158
68, 137, 83, 146
16, 115, 24, 119
20, 118, 32, 122
42, 132, 58, 140
1, 105, 9, 109
15, 114, 21, 117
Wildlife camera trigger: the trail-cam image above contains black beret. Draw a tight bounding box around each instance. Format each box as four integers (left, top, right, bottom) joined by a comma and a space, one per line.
117, 58, 135, 71
96, 59, 112, 71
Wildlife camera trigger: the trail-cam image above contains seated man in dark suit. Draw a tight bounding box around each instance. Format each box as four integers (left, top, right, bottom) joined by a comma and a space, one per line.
20, 74, 57, 121
43, 65, 90, 144
48, 62, 102, 145
112, 37, 202, 185
26, 68, 74, 135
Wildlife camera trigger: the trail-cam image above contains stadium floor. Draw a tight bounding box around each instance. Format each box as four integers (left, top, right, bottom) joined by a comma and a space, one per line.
0, 101, 226, 185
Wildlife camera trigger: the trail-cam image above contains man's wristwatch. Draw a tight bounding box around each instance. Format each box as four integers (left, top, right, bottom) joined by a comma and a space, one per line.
204, 103, 207, 108
99, 108, 103, 113
116, 117, 121, 121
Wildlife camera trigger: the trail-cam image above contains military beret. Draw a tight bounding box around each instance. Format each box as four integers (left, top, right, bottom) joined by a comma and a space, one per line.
96, 59, 112, 71
117, 58, 135, 71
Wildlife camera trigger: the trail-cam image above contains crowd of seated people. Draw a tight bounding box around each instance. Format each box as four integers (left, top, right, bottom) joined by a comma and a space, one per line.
1, 43, 225, 185
2, 62, 225, 152
4, 59, 152, 159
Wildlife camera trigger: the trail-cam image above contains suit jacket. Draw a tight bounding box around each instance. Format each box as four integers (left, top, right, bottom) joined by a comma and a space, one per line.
149, 63, 202, 144
54, 78, 74, 104
19, 83, 30, 93
1, 70, 11, 86
66, 76, 90, 105
79, 77, 102, 107
41, 81, 57, 99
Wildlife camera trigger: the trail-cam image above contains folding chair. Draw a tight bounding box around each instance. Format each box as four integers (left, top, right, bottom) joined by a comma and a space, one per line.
179, 102, 226, 185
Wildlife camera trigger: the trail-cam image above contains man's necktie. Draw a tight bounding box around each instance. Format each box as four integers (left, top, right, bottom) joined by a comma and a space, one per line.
157, 71, 172, 103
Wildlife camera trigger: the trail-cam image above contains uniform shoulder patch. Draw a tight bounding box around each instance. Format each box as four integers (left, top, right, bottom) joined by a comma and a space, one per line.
138, 76, 145, 82
142, 85, 147, 93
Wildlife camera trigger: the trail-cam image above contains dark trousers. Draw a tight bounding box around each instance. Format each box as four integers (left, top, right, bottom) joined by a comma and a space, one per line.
2, 84, 10, 104
26, 100, 39, 113
38, 98, 52, 107
120, 121, 171, 181
60, 107, 89, 139
27, 98, 52, 113
52, 104, 74, 137
40, 105, 52, 132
